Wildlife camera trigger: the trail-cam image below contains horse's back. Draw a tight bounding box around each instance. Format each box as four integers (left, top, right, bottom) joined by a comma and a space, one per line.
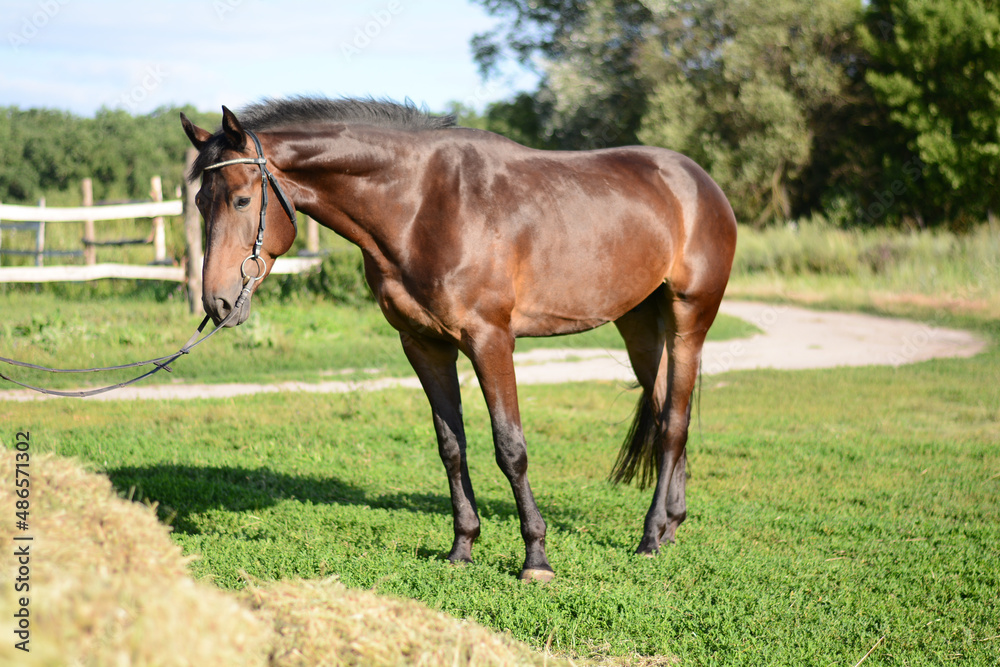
443, 137, 735, 336
451, 133, 735, 263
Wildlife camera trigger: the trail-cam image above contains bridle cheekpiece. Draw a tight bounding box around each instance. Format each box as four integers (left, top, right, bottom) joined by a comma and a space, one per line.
202, 129, 297, 287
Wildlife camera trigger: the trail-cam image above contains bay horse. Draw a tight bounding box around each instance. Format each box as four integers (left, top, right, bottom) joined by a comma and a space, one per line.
180, 98, 737, 581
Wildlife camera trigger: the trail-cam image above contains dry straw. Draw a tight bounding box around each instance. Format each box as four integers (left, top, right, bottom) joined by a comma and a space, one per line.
0, 450, 271, 666
245, 575, 570, 666
0, 450, 578, 666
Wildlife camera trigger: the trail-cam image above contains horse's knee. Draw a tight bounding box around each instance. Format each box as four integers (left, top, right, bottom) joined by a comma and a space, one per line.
438, 441, 464, 474
521, 512, 547, 543
490, 421, 529, 476
494, 442, 528, 478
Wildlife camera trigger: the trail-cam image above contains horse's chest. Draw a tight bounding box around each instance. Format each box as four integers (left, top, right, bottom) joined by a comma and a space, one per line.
370, 272, 460, 341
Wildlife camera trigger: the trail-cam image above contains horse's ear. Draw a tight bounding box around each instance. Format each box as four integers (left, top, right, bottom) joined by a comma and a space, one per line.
221, 106, 247, 151
180, 112, 212, 150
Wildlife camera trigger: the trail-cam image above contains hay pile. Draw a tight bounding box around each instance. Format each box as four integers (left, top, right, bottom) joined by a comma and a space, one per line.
0, 450, 271, 666
0, 450, 573, 666
249, 577, 568, 666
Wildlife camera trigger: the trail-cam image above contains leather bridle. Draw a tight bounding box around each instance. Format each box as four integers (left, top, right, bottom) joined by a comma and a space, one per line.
202, 129, 297, 288
0, 130, 297, 398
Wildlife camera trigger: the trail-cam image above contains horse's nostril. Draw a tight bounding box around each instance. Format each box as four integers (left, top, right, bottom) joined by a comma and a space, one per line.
215, 297, 232, 316
203, 295, 233, 324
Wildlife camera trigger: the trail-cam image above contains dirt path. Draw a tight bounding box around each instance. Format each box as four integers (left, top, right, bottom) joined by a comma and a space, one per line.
3, 301, 987, 402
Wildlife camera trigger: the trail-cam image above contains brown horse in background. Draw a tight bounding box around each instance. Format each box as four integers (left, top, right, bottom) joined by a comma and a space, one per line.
181, 98, 737, 581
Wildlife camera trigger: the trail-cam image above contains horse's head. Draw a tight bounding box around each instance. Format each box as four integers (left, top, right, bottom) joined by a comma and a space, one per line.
181, 107, 297, 326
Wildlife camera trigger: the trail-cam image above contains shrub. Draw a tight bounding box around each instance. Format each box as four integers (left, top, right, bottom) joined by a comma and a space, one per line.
259, 250, 375, 306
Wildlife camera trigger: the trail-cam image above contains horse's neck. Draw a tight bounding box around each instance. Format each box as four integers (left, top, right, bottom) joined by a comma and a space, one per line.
276, 127, 415, 252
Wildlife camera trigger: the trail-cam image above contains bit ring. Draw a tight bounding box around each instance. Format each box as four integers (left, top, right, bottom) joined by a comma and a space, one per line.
241, 255, 266, 284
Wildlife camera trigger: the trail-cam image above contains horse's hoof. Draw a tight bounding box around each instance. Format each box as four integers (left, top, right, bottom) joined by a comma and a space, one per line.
447, 553, 474, 567
635, 539, 661, 556
519, 568, 556, 583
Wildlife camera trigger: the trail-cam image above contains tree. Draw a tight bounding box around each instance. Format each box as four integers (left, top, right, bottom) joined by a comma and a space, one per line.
0, 108, 91, 203
472, 0, 591, 78
861, 0, 1000, 226
473, 0, 651, 149
637, 0, 862, 225
472, 0, 864, 225
0, 106, 219, 205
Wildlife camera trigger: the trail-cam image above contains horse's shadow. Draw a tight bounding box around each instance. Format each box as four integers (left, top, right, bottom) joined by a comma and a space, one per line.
106, 463, 465, 534
105, 463, 630, 553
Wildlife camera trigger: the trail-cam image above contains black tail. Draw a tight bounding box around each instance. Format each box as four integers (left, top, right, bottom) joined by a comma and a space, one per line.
609, 389, 661, 489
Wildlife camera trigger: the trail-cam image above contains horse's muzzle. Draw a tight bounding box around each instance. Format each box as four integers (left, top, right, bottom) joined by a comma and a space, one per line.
205, 292, 251, 327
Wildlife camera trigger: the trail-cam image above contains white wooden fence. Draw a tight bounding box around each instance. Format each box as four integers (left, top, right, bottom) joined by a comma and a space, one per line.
0, 150, 322, 314
0, 200, 182, 224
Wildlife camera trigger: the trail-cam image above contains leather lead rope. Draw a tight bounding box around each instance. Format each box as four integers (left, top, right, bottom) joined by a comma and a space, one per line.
1, 316, 210, 398
0, 287, 249, 398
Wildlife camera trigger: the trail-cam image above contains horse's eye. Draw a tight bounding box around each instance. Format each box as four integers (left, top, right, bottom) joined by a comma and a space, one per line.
234, 196, 252, 211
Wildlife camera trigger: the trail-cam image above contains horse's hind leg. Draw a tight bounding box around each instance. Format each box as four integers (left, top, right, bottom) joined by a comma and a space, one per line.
400, 332, 480, 563
612, 288, 671, 551
656, 295, 712, 547
613, 286, 720, 553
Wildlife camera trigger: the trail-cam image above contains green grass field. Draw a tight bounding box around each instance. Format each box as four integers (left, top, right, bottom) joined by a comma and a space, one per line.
2, 289, 998, 664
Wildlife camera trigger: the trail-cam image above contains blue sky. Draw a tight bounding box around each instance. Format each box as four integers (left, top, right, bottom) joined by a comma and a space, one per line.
1, 0, 537, 116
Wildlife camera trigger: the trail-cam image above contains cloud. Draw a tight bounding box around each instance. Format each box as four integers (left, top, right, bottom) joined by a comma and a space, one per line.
0, 0, 536, 115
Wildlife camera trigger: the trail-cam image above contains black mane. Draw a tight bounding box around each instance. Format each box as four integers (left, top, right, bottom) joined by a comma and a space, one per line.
190, 96, 456, 179
238, 96, 456, 133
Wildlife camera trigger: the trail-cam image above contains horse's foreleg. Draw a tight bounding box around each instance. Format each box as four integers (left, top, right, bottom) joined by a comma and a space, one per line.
464, 325, 553, 582
400, 332, 480, 563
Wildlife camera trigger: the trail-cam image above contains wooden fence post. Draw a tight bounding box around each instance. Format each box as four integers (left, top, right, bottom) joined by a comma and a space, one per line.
183, 148, 204, 315
306, 216, 319, 255
82, 178, 95, 265
151, 175, 166, 263
35, 198, 46, 267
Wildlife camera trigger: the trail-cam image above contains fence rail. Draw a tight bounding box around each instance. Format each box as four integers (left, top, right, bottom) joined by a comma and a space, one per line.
0, 200, 182, 223
0, 154, 208, 312
0, 151, 326, 315
0, 257, 321, 283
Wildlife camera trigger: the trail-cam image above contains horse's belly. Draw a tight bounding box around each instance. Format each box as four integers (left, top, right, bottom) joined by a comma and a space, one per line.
510, 311, 612, 338
509, 240, 671, 338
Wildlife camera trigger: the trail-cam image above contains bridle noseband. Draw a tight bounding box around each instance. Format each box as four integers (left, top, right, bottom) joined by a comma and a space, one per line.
202, 129, 297, 287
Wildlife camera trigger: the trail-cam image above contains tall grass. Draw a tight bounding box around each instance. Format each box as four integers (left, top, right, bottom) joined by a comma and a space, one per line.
733, 221, 1000, 300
